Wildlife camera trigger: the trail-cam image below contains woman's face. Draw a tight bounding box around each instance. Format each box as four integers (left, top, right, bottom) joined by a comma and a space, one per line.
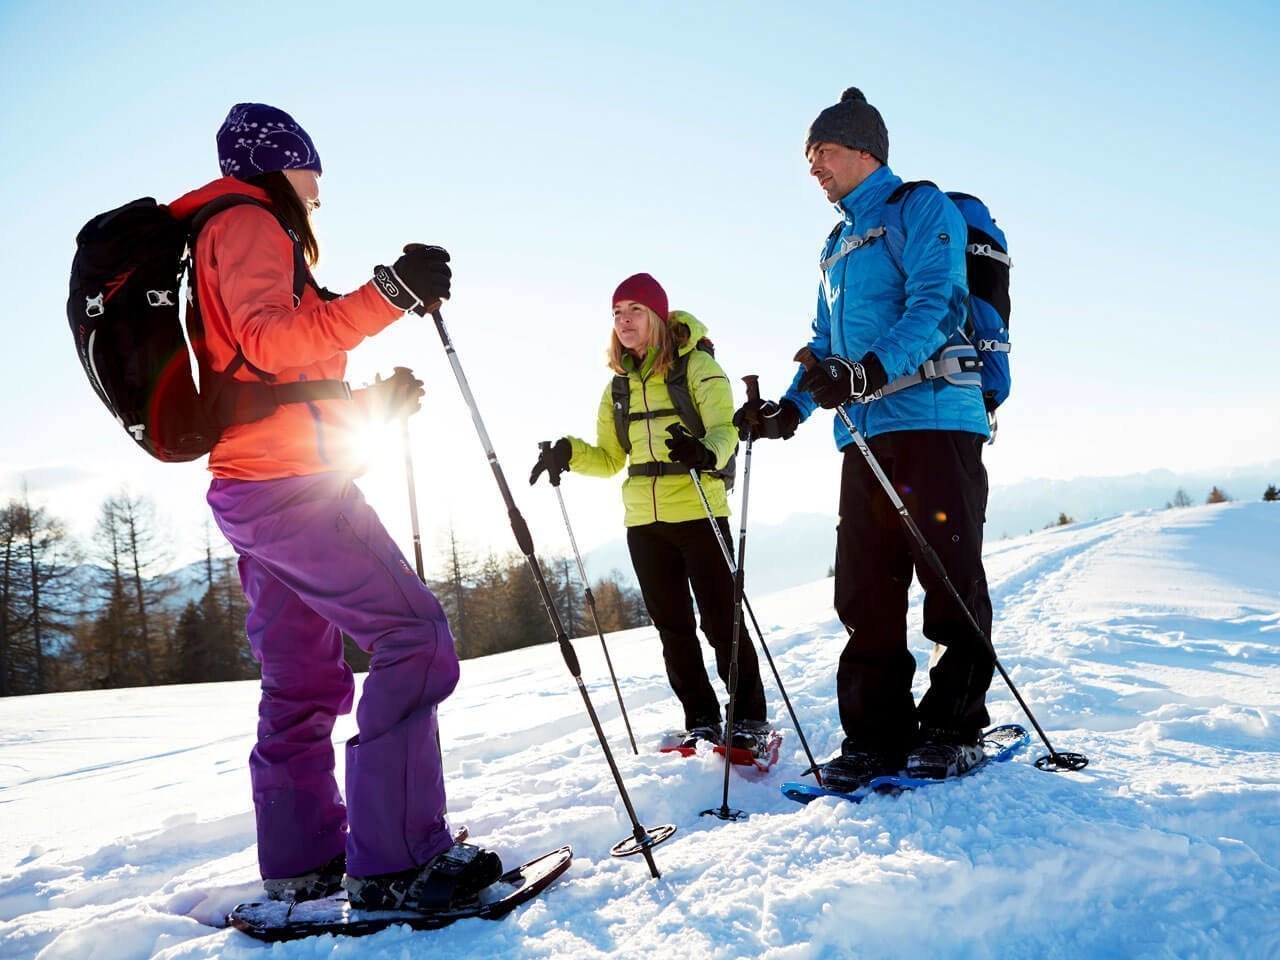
613, 300, 651, 356
283, 168, 321, 213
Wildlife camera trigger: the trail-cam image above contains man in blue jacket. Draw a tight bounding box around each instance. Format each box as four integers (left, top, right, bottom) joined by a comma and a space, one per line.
736, 87, 995, 789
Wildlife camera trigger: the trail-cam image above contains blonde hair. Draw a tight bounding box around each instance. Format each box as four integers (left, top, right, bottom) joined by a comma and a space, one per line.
608, 308, 691, 378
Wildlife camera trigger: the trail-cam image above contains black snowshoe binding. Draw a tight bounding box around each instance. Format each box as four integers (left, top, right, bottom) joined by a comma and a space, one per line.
906, 729, 986, 780
679, 723, 724, 750
820, 743, 903, 793
344, 841, 504, 913
728, 719, 773, 758
263, 853, 346, 903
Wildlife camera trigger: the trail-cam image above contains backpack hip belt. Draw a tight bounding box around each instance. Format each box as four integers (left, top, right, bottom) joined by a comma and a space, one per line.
856, 344, 982, 404
627, 462, 696, 478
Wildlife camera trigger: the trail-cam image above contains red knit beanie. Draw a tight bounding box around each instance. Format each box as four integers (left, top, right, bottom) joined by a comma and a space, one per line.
612, 273, 668, 322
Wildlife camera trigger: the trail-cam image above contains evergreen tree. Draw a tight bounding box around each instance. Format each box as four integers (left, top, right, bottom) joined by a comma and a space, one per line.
1206, 486, 1230, 504
0, 494, 80, 696
590, 570, 648, 633
432, 525, 477, 658
83, 491, 174, 687
1263, 484, 1279, 502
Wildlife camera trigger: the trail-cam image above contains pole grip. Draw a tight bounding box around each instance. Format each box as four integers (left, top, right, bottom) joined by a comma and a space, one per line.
743, 375, 761, 405
559, 638, 582, 677
509, 507, 536, 556
793, 346, 818, 371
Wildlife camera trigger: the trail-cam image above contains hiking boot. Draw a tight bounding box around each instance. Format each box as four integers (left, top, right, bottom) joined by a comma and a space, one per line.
679, 723, 724, 750
263, 852, 346, 902
906, 729, 985, 780
820, 742, 902, 793
729, 719, 773, 758
344, 840, 503, 913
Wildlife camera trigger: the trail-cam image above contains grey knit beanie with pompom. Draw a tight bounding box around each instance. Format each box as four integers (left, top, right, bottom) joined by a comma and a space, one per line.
804, 87, 888, 164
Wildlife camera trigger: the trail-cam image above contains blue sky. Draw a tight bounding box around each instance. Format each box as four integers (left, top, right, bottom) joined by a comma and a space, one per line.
1, 1, 1277, 571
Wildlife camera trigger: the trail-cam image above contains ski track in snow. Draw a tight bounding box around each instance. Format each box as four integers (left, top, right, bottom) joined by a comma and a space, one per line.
2, 502, 1278, 959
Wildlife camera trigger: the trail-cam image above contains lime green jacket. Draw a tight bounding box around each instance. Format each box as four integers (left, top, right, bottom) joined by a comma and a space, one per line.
567, 311, 737, 527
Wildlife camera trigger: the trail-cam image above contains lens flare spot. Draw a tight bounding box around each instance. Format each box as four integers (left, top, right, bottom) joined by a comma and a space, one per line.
934, 510, 948, 524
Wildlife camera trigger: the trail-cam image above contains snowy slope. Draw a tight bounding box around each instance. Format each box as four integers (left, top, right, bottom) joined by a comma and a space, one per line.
2, 502, 1278, 960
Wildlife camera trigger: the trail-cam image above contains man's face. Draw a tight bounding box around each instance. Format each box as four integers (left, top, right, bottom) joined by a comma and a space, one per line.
807, 142, 875, 202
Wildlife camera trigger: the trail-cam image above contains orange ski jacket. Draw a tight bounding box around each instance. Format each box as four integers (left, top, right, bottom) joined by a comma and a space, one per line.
169, 178, 402, 480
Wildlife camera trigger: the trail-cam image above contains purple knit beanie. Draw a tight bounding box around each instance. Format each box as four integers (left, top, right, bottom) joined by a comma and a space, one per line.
216, 103, 322, 179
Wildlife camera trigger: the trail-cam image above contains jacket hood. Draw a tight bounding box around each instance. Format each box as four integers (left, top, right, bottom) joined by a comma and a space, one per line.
669, 309, 709, 354
169, 177, 272, 221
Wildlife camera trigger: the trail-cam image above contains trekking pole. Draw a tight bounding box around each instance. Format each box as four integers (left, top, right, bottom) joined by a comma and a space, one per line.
541, 441, 639, 755
667, 425, 824, 786
399, 406, 427, 581
430, 308, 675, 874
794, 347, 1088, 772
701, 375, 762, 822
391, 391, 447, 788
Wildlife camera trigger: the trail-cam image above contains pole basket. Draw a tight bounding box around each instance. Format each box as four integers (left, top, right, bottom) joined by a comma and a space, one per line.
1035, 751, 1089, 772
610, 823, 678, 858
699, 806, 748, 822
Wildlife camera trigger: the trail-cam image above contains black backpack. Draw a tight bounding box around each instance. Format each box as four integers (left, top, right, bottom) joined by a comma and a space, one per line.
67, 195, 348, 462
610, 339, 737, 491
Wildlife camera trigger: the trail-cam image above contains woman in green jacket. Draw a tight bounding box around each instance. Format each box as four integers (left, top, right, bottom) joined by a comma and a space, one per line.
531, 273, 769, 752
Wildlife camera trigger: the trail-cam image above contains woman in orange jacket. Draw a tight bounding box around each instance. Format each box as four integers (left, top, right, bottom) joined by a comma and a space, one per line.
183, 102, 498, 913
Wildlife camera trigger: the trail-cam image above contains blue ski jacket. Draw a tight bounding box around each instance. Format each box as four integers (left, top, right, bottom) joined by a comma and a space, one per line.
782, 164, 989, 446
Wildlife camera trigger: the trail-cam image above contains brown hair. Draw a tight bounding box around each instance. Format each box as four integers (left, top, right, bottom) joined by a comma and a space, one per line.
607, 308, 690, 378
245, 171, 320, 267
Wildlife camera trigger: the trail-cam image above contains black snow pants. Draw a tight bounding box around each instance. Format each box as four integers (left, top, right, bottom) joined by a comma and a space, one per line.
627, 517, 768, 729
834, 429, 994, 755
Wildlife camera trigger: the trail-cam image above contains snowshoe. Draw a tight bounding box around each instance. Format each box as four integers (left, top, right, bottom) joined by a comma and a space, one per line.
228, 845, 572, 942
782, 724, 1029, 805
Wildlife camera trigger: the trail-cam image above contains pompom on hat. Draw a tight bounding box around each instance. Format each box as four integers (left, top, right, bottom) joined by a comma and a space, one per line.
804, 87, 888, 165
216, 103, 322, 179
612, 273, 669, 322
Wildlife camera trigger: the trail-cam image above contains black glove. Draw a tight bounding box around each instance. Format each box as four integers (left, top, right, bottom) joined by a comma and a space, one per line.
529, 438, 572, 486
368, 366, 425, 420
733, 397, 800, 441
664, 424, 716, 471
372, 244, 451, 316
796, 352, 887, 408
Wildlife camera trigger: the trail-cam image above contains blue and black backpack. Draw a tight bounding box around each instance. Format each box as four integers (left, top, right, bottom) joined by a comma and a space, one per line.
880, 181, 1012, 431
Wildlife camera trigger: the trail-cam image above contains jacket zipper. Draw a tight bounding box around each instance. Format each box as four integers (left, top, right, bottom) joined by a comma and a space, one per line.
640, 373, 659, 522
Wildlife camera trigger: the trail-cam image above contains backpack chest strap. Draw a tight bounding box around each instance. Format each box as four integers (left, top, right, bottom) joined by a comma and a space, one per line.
819, 226, 886, 272
626, 407, 678, 423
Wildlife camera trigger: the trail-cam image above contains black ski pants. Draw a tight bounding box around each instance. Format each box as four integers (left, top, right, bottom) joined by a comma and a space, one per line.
834, 430, 994, 755
627, 517, 768, 729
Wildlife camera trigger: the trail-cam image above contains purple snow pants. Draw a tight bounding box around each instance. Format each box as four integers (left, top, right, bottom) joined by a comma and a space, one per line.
207, 472, 459, 879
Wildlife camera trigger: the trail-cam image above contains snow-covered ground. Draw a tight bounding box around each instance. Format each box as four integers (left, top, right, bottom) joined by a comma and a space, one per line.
2, 502, 1278, 960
